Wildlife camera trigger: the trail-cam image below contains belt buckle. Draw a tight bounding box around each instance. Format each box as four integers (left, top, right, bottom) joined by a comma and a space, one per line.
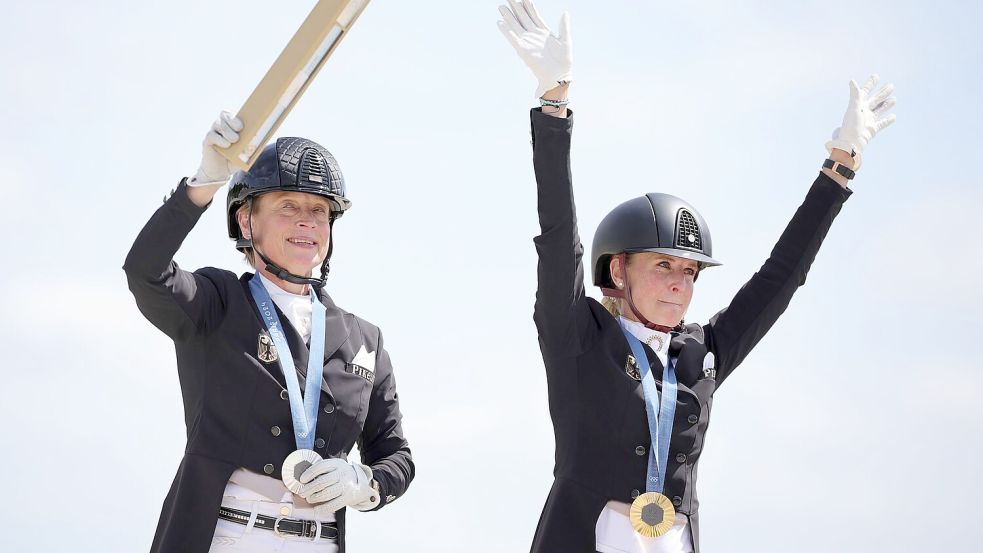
273, 515, 318, 541
273, 517, 286, 538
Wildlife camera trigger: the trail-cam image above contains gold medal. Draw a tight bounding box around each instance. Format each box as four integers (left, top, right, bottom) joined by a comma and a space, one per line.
629, 492, 676, 537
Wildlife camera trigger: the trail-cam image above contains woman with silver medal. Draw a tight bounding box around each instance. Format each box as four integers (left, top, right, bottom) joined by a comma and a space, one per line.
496, 1, 897, 551
124, 114, 414, 553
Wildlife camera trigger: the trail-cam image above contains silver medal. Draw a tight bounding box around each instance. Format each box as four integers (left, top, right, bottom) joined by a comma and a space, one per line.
281, 449, 323, 494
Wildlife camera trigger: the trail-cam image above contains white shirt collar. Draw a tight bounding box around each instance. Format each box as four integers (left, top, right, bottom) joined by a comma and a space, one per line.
619, 316, 671, 355
257, 272, 313, 342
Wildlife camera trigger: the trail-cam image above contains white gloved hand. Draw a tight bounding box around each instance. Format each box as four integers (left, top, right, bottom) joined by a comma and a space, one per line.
297, 458, 379, 516
188, 111, 243, 187
825, 74, 897, 171
497, 0, 572, 98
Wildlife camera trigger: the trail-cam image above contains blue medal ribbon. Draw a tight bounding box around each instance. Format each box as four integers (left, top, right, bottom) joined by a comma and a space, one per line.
620, 322, 677, 494
248, 273, 327, 451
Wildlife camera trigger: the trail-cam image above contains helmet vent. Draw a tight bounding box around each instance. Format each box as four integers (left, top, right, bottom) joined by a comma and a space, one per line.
299, 149, 327, 186
675, 209, 703, 251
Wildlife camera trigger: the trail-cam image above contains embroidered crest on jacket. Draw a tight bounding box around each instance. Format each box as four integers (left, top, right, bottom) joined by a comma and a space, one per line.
257, 333, 278, 363
625, 354, 641, 381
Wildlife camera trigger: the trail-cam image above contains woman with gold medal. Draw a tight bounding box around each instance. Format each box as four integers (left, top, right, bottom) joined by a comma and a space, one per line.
496, 1, 897, 551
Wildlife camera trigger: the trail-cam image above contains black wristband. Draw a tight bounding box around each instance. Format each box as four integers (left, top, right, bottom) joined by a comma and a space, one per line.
823, 158, 856, 180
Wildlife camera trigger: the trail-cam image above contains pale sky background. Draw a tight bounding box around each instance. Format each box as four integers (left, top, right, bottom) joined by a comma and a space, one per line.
2, 0, 981, 551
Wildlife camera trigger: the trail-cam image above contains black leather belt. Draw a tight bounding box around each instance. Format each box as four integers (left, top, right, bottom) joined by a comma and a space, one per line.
217, 506, 339, 541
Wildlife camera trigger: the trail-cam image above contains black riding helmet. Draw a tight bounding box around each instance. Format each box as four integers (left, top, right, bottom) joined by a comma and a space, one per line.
226, 137, 352, 287
592, 193, 721, 330
592, 193, 721, 287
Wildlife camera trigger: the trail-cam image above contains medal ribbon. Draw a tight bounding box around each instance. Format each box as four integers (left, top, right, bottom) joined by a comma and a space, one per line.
620, 323, 677, 494
248, 273, 327, 450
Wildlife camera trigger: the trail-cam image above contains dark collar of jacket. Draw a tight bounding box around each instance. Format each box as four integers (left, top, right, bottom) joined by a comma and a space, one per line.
238, 273, 356, 400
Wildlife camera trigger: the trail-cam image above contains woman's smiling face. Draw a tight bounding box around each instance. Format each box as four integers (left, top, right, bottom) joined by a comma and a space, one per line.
237, 191, 333, 277
610, 252, 698, 326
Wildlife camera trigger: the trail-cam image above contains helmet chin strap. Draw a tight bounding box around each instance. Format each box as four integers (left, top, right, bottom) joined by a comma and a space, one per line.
600, 253, 682, 334
254, 249, 326, 289
246, 201, 328, 290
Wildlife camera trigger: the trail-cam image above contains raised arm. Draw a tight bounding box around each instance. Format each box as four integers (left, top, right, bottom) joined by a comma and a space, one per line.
708, 75, 897, 385
499, 1, 588, 352
530, 100, 585, 352
122, 112, 243, 341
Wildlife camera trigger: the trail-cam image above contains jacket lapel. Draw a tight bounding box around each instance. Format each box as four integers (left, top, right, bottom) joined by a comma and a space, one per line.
240, 275, 349, 404
620, 332, 664, 399
273, 304, 315, 392
265, 289, 353, 404
312, 290, 354, 401
285, 291, 352, 405
670, 332, 705, 386
318, 290, 353, 363
626, 332, 700, 402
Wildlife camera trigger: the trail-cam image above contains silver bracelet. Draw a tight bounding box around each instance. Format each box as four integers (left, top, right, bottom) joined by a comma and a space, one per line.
539, 96, 570, 108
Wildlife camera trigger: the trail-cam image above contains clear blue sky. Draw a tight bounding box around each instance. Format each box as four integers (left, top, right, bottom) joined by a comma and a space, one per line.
2, 1, 980, 551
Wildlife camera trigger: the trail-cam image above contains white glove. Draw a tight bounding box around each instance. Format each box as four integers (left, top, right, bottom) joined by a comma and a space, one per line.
497, 0, 572, 98
297, 458, 379, 516
825, 74, 897, 171
188, 111, 243, 187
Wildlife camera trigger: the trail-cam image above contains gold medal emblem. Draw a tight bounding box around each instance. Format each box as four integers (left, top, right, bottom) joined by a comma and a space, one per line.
257, 333, 278, 363
629, 492, 676, 537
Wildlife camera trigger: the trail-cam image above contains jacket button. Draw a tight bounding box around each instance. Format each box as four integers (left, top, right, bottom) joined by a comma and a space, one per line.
271, 426, 281, 437
323, 404, 335, 414
280, 390, 289, 400
263, 464, 275, 475
635, 446, 646, 456
676, 453, 687, 463
315, 438, 325, 449
687, 414, 698, 424
630, 489, 640, 499
672, 496, 682, 507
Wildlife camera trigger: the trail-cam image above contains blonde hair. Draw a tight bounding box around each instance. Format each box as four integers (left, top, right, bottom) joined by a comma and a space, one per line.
601, 252, 631, 318
602, 296, 621, 318
235, 200, 257, 268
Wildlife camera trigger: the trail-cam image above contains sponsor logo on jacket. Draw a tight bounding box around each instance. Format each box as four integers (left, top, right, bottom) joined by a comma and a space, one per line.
347, 345, 376, 383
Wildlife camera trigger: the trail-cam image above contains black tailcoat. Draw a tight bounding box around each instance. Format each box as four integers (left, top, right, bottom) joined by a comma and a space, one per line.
528, 108, 851, 552
123, 180, 414, 553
